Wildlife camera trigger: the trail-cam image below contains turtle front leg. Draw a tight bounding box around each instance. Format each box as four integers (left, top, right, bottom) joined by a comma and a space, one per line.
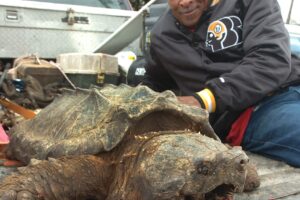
0, 155, 114, 200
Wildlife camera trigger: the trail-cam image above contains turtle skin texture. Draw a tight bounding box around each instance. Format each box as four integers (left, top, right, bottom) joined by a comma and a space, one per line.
0, 85, 259, 199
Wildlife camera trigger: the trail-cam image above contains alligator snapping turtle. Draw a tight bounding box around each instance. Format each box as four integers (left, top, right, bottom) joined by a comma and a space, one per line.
0, 85, 258, 199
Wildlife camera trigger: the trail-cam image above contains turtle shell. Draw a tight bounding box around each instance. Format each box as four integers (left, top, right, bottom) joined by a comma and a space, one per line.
6, 84, 218, 164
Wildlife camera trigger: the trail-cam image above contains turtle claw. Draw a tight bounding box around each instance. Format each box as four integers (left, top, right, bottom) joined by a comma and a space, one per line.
1, 190, 17, 200
17, 191, 34, 200
1, 190, 35, 200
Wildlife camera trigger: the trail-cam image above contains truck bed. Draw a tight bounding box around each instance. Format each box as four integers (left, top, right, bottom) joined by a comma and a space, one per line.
236, 152, 300, 200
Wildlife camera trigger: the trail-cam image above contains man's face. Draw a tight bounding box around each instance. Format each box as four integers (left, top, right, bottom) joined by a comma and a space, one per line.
168, 0, 209, 28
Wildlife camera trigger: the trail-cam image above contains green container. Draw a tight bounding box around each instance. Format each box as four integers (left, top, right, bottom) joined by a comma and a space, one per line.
66, 73, 120, 88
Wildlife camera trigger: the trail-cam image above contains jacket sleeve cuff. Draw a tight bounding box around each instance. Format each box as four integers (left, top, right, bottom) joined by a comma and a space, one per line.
194, 88, 216, 113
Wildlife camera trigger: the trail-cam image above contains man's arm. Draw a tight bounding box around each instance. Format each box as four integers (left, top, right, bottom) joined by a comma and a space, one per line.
196, 0, 292, 113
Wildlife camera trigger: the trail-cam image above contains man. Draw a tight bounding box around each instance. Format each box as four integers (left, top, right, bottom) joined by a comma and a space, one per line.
142, 0, 300, 167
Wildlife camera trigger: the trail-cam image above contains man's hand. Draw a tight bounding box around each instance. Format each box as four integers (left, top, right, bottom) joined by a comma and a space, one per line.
177, 96, 201, 108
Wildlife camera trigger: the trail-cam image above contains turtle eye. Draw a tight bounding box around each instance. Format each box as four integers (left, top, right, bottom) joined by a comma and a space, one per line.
197, 160, 214, 176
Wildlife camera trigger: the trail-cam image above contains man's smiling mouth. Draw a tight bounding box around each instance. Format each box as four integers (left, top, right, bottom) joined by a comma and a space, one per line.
179, 5, 198, 15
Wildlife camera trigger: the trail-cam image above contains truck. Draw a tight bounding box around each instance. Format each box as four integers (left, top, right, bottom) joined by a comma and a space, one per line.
278, 0, 300, 57
0, 0, 136, 67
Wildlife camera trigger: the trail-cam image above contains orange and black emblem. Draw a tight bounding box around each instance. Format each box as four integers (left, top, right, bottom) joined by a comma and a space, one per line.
206, 16, 243, 52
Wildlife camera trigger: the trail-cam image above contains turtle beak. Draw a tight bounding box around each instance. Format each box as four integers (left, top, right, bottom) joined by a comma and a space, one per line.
220, 151, 249, 193
233, 156, 249, 193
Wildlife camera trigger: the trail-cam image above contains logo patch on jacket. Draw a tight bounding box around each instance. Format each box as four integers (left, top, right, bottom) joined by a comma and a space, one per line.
206, 16, 243, 52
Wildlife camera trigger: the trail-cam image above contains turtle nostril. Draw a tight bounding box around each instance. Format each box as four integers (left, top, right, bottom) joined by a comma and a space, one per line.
240, 158, 249, 166
236, 158, 249, 172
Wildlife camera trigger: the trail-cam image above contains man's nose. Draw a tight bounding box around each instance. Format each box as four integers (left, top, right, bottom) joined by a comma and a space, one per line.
179, 0, 193, 7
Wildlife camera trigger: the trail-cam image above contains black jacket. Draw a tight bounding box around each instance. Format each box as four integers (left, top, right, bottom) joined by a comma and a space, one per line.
143, 0, 300, 139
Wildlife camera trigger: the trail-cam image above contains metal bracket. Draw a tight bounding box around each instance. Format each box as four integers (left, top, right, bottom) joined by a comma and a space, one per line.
6, 10, 19, 21
62, 8, 89, 25
97, 73, 105, 84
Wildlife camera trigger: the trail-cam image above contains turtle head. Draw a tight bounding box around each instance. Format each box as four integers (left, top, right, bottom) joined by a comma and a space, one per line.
179, 146, 249, 199
129, 132, 250, 199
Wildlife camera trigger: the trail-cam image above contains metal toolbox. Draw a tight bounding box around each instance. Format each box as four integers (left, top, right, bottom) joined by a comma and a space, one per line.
0, 0, 136, 59
57, 53, 120, 88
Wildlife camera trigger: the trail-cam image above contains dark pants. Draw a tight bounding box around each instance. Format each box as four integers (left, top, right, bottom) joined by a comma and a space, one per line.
242, 86, 300, 167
